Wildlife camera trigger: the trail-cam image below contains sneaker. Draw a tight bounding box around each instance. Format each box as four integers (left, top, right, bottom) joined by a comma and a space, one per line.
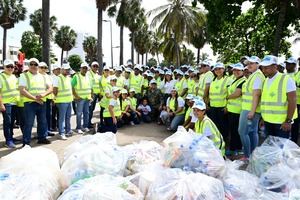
58, 134, 67, 140
47, 132, 55, 136
66, 131, 73, 137
22, 143, 31, 148
76, 129, 84, 134
37, 138, 51, 144
5, 141, 16, 148
82, 128, 90, 133
130, 121, 135, 126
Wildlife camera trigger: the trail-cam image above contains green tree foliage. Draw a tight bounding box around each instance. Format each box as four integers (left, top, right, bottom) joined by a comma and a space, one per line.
55, 26, 77, 65
29, 8, 58, 41
149, 31, 162, 64
191, 27, 207, 64
83, 36, 97, 64
146, 58, 157, 67
132, 24, 152, 62
0, 0, 27, 60
181, 45, 196, 66
20, 31, 42, 61
68, 54, 82, 72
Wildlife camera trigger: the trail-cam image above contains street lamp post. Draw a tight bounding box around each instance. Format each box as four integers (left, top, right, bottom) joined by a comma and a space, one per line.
103, 19, 113, 68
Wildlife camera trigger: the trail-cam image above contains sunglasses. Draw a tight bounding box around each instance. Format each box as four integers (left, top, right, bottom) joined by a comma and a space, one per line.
30, 63, 38, 66
40, 66, 48, 69
5, 65, 14, 69
81, 67, 88, 69
92, 65, 99, 68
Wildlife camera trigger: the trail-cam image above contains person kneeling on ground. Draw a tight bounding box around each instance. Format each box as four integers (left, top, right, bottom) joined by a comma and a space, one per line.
120, 89, 139, 126
137, 98, 152, 123
193, 99, 225, 156
99, 87, 122, 134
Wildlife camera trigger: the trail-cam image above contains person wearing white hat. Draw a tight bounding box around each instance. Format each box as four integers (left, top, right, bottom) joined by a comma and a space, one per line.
225, 63, 246, 156
124, 68, 131, 90
141, 72, 149, 96
120, 89, 139, 125
161, 71, 176, 102
128, 88, 142, 119
86, 61, 101, 128
174, 70, 188, 97
182, 94, 195, 130
278, 62, 286, 73
130, 66, 144, 104
71, 62, 92, 134
52, 63, 73, 140
19, 58, 53, 146
38, 62, 55, 137
99, 87, 121, 133
0, 59, 19, 148
238, 55, 265, 159
115, 66, 125, 88
192, 99, 225, 155
198, 60, 214, 101
260, 55, 297, 140
144, 79, 164, 122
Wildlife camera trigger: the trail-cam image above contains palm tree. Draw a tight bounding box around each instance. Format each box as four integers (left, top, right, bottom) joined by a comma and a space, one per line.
0, 0, 26, 60
148, 0, 205, 66
133, 24, 152, 64
149, 31, 161, 64
191, 27, 207, 64
83, 36, 97, 64
96, 0, 112, 71
159, 35, 182, 65
55, 26, 77, 65
42, 0, 50, 66
29, 8, 58, 42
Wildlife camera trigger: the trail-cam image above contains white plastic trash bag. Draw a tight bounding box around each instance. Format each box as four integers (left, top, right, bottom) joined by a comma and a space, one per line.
146, 168, 225, 200
58, 174, 143, 200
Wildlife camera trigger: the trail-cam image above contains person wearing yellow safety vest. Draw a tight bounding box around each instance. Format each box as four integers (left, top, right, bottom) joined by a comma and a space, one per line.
71, 62, 92, 134
225, 63, 246, 156
87, 61, 101, 128
162, 70, 176, 102
182, 94, 196, 130
160, 88, 185, 131
50, 64, 61, 132
208, 62, 232, 143
99, 87, 122, 133
38, 62, 55, 137
99, 65, 111, 123
130, 65, 144, 104
53, 63, 73, 140
198, 60, 214, 103
260, 55, 297, 139
124, 67, 132, 90
0, 59, 19, 148
238, 56, 265, 159
193, 99, 225, 156
115, 66, 125, 88
141, 71, 149, 96
120, 89, 139, 125
19, 58, 53, 146
174, 70, 188, 97
285, 57, 299, 143
128, 88, 142, 119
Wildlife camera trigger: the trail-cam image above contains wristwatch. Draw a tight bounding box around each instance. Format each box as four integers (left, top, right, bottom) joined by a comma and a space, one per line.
285, 119, 294, 124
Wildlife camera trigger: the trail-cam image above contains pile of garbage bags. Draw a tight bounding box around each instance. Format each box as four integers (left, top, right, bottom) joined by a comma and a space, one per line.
0, 146, 64, 200
2, 128, 300, 200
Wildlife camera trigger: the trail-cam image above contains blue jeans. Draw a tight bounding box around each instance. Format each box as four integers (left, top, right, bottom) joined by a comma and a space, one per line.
57, 103, 72, 135
99, 117, 121, 134
238, 110, 261, 158
23, 102, 47, 144
88, 94, 100, 127
170, 114, 185, 131
46, 99, 52, 132
1, 104, 16, 143
264, 121, 291, 139
75, 99, 89, 129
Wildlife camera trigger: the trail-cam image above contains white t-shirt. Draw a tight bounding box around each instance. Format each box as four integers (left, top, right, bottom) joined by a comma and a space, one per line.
52, 76, 60, 87
265, 72, 296, 93
190, 111, 198, 123
163, 80, 176, 94
205, 73, 214, 84
166, 97, 185, 108
109, 98, 119, 107
252, 70, 264, 90
138, 104, 151, 115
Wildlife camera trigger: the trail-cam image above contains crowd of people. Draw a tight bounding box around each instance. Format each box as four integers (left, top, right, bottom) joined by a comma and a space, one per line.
0, 55, 300, 160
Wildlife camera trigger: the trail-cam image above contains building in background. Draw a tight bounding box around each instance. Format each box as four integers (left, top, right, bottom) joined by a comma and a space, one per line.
0, 46, 20, 68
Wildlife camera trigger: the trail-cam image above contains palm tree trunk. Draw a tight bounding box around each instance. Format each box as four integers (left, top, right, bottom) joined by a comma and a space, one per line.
146, 53, 148, 64
119, 25, 124, 65
273, 0, 288, 56
42, 0, 50, 68
137, 52, 140, 64
197, 48, 200, 64
2, 28, 7, 61
97, 8, 103, 72
131, 32, 135, 65
61, 49, 64, 65
156, 52, 160, 64
142, 54, 144, 65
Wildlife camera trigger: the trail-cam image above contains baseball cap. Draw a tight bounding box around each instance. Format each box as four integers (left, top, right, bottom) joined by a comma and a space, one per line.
259, 55, 278, 67
3, 59, 14, 66
109, 75, 117, 81
129, 88, 136, 93
148, 73, 154, 78
177, 70, 184, 76
159, 69, 165, 75
103, 66, 110, 71
192, 100, 206, 110
91, 61, 99, 66
127, 61, 133, 66
112, 87, 120, 92
246, 56, 261, 64
38, 62, 48, 68
80, 62, 89, 68
165, 71, 172, 76
285, 57, 297, 64
191, 96, 202, 102
278, 62, 286, 68
51, 64, 61, 70
186, 94, 194, 100
115, 66, 122, 71
62, 63, 71, 70
22, 65, 29, 72
171, 87, 177, 92
125, 68, 132, 73
121, 89, 128, 94
149, 79, 157, 84
232, 63, 244, 70
201, 60, 211, 67
29, 58, 39, 65
213, 62, 225, 69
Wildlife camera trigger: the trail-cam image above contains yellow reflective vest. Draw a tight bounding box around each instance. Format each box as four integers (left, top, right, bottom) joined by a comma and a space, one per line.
87, 70, 100, 94
198, 71, 214, 98
55, 74, 73, 103
0, 73, 19, 104
168, 97, 185, 115
73, 73, 91, 100
185, 107, 192, 121
175, 78, 187, 97
209, 76, 231, 107
21, 72, 47, 103
103, 98, 121, 118
99, 84, 112, 108
130, 74, 143, 94
294, 72, 300, 105
187, 78, 196, 95
227, 76, 246, 114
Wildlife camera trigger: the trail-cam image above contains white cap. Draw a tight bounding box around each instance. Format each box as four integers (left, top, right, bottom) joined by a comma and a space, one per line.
127, 61, 133, 66
22, 65, 29, 72
149, 79, 157, 84
91, 61, 99, 66
177, 70, 184, 76
80, 62, 89, 68
246, 56, 261, 64
121, 89, 128, 94
192, 100, 206, 110
109, 68, 114, 72
159, 69, 165, 75
191, 96, 202, 102
129, 88, 136, 93
260, 55, 278, 67
148, 73, 154, 78
52, 63, 61, 70
134, 65, 142, 71
213, 62, 225, 69
3, 59, 14, 66
112, 86, 120, 92
232, 63, 244, 71
125, 68, 132, 73
186, 94, 194, 100
70, 69, 76, 75
165, 71, 172, 76
62, 63, 71, 70
193, 69, 200, 74
103, 66, 110, 70
201, 60, 211, 67
115, 66, 122, 71
38, 62, 48, 67
109, 75, 117, 81
184, 71, 189, 76
278, 62, 286, 68
29, 58, 39, 65
181, 65, 188, 68
285, 57, 297, 64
